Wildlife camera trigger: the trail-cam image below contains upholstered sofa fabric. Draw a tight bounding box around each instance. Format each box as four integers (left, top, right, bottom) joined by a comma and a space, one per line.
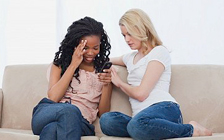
0, 64, 224, 140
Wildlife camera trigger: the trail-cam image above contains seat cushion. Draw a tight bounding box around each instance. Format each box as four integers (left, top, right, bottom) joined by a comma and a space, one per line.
168, 133, 224, 140
100, 133, 224, 140
100, 136, 133, 140
0, 128, 38, 140
0, 128, 100, 140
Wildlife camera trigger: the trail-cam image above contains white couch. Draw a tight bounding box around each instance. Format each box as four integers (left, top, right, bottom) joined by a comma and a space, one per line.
0, 64, 224, 140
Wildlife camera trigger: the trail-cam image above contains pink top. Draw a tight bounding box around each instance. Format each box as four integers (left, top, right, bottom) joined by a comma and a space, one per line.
47, 64, 103, 124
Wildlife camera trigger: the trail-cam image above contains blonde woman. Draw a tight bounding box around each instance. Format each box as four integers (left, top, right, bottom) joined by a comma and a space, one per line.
99, 9, 212, 140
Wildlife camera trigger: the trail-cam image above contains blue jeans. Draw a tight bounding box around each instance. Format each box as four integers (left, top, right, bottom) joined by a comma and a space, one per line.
32, 98, 95, 140
100, 101, 193, 140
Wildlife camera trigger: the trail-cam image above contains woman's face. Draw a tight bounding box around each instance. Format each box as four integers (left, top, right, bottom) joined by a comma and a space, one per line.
120, 25, 142, 50
81, 35, 100, 64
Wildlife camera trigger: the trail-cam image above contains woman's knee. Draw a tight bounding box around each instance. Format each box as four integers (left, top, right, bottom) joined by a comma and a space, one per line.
100, 112, 131, 136
127, 119, 147, 140
100, 112, 120, 132
127, 118, 140, 135
99, 112, 114, 128
100, 112, 124, 125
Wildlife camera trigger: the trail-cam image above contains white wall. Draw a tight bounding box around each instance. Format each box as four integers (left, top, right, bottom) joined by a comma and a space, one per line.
57, 0, 224, 65
1, 0, 224, 87
0, 0, 56, 87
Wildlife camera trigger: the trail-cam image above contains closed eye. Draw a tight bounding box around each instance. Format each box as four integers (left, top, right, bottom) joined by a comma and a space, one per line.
94, 47, 99, 50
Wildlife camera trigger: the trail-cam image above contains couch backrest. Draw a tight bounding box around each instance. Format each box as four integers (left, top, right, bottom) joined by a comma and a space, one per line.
109, 66, 132, 115
1, 64, 224, 134
1, 64, 49, 129
169, 65, 224, 133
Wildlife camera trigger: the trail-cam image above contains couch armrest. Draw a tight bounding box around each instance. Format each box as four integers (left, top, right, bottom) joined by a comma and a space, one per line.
0, 88, 2, 127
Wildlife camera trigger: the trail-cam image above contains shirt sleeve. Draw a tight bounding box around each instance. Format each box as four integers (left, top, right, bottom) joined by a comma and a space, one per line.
147, 46, 171, 69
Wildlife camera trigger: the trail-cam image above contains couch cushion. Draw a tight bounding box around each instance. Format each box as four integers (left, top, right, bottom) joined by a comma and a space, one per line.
0, 128, 100, 140
0, 89, 3, 125
0, 128, 39, 140
93, 117, 106, 137
1, 64, 49, 129
170, 65, 224, 133
100, 133, 224, 140
168, 133, 224, 140
100, 136, 132, 140
81, 136, 100, 140
110, 66, 132, 116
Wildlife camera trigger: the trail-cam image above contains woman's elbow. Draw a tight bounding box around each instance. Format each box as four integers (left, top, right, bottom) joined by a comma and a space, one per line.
98, 110, 109, 118
47, 96, 58, 102
98, 112, 103, 118
98, 106, 110, 117
135, 92, 149, 102
47, 91, 59, 102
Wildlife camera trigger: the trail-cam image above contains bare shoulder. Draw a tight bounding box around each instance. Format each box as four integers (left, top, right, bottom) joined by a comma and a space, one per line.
51, 64, 61, 72
50, 64, 61, 80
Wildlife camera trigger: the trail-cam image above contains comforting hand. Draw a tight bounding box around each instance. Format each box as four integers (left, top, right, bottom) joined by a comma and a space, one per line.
98, 69, 112, 85
111, 66, 123, 87
71, 40, 87, 66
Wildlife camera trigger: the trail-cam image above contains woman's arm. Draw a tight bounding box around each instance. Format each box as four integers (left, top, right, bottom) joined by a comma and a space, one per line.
48, 40, 86, 102
47, 64, 79, 102
110, 56, 125, 66
97, 69, 113, 117
111, 60, 164, 102
98, 83, 113, 117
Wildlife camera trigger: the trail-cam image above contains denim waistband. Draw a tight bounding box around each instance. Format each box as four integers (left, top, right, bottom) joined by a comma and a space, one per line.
151, 101, 180, 108
38, 97, 56, 104
32, 98, 56, 114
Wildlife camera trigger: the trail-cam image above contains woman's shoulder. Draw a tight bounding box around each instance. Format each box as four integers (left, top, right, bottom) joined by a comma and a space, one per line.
46, 62, 61, 82
146, 45, 170, 59
148, 45, 171, 68
146, 45, 171, 66
150, 45, 170, 54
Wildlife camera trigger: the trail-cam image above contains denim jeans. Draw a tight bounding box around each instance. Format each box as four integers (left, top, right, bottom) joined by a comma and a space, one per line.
100, 101, 193, 140
32, 98, 95, 140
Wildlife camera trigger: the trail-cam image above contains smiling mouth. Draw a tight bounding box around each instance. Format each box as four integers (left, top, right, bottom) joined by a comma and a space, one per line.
85, 57, 94, 61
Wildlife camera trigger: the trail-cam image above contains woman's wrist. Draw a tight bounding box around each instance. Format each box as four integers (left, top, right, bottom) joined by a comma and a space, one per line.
68, 63, 78, 71
103, 82, 112, 86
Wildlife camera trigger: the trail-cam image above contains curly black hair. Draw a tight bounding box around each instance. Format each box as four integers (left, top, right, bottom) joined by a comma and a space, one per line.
53, 17, 111, 83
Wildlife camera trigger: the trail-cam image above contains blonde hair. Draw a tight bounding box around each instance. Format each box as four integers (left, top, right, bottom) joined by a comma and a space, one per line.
119, 9, 162, 53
